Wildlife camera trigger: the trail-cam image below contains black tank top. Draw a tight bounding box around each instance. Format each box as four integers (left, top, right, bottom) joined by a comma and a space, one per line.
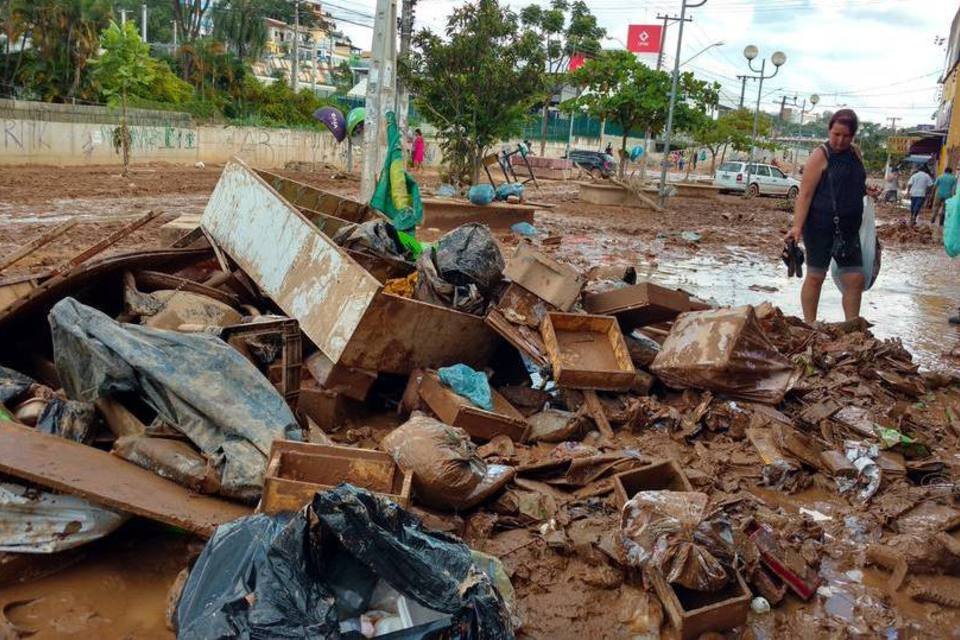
807, 143, 866, 233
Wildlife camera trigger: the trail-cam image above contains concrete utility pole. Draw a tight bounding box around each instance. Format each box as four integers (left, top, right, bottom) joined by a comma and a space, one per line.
172, 20, 178, 50
737, 75, 751, 108
119, 9, 128, 25
142, 3, 148, 42
396, 0, 415, 134
640, 14, 678, 182
658, 0, 703, 207
360, 0, 399, 202
292, 0, 300, 91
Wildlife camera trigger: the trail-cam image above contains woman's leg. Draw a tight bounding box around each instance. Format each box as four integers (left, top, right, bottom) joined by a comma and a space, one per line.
839, 271, 866, 320
801, 271, 825, 324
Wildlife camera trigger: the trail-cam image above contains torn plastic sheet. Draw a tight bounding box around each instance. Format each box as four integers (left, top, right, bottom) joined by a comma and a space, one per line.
0, 482, 128, 553
837, 441, 881, 502
175, 484, 512, 639
49, 298, 301, 501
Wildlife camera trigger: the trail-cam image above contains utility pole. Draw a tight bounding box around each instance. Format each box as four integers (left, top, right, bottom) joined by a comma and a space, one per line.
142, 3, 148, 42
361, 0, 399, 202
119, 8, 128, 25
886, 116, 900, 171
172, 20, 178, 50
292, 0, 300, 91
886, 116, 900, 134
640, 14, 678, 182
396, 0, 415, 135
658, 0, 703, 207
737, 75, 751, 108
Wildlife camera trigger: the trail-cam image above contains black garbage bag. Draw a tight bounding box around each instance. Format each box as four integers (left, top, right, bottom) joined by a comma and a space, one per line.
434, 224, 504, 294
49, 297, 301, 501
175, 484, 513, 640
0, 365, 35, 405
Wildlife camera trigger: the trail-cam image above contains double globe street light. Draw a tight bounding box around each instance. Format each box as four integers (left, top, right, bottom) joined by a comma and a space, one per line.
742, 45, 786, 196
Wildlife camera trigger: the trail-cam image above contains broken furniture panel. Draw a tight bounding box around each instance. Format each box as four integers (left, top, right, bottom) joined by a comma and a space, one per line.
651, 306, 799, 405
541, 312, 636, 391
613, 459, 695, 509
261, 440, 413, 514
304, 351, 377, 402
415, 370, 529, 442
0, 420, 249, 537
203, 160, 501, 375
648, 565, 751, 640
297, 387, 363, 431
583, 281, 693, 331
255, 169, 373, 223
484, 282, 555, 368
503, 245, 583, 311
419, 197, 537, 232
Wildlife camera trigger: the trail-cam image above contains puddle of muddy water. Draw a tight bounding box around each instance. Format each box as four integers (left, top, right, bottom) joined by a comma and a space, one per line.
558, 235, 960, 373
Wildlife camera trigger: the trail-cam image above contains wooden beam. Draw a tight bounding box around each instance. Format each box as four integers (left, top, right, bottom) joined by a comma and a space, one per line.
0, 218, 77, 272
51, 210, 163, 276
582, 389, 615, 440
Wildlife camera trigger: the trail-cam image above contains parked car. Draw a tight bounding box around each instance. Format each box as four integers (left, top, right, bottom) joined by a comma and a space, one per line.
714, 161, 800, 198
568, 150, 618, 178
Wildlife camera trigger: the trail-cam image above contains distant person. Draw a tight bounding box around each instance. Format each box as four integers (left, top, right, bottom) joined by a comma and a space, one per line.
604, 142, 613, 156
523, 139, 535, 155
882, 165, 900, 203
784, 109, 867, 324
933, 167, 957, 226
907, 166, 934, 225
412, 129, 425, 171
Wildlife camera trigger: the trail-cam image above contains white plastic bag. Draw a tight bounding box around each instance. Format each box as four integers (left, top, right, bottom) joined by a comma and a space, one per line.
831, 197, 881, 291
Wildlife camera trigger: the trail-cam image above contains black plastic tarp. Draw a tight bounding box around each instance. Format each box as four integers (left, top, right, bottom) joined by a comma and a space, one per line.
175, 484, 513, 640
49, 297, 301, 500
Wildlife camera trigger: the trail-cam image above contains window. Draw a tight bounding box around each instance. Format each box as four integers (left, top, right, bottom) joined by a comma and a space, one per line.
719, 162, 741, 172
770, 167, 787, 179
756, 166, 770, 177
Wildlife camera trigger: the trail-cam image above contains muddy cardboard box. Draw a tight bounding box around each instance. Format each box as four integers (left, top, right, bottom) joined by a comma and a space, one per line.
503, 245, 583, 311
541, 312, 636, 391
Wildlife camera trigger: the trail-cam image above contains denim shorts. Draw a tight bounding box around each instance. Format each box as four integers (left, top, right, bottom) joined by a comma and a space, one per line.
803, 226, 862, 274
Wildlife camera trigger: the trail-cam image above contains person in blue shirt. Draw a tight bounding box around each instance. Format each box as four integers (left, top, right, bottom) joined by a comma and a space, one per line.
933, 167, 958, 226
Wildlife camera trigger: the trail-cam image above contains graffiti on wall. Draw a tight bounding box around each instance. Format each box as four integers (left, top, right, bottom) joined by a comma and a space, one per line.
2, 119, 51, 151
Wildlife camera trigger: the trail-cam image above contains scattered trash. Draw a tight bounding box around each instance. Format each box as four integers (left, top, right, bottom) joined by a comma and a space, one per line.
496, 183, 524, 202
468, 184, 496, 206
510, 221, 538, 237
438, 363, 494, 411
436, 183, 458, 198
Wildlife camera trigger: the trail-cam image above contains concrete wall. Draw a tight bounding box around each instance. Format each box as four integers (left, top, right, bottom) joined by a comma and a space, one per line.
0, 99, 361, 169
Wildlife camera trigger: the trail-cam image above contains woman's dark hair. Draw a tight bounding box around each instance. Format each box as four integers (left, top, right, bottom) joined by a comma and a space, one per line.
415, 128, 422, 135
828, 109, 859, 135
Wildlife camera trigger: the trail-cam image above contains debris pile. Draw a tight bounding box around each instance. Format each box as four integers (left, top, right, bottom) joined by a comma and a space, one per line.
1, 159, 960, 638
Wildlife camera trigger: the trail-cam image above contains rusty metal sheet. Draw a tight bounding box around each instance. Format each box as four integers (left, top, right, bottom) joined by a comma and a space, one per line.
337, 292, 502, 375
202, 160, 382, 363
0, 421, 250, 537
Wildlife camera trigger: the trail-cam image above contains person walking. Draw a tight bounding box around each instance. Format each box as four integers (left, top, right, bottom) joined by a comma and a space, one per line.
932, 167, 957, 226
882, 165, 900, 204
784, 109, 867, 324
411, 129, 425, 171
907, 166, 934, 225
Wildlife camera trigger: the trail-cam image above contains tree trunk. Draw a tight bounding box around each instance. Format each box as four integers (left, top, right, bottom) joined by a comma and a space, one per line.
599, 116, 606, 152
720, 143, 728, 165
709, 149, 717, 175
121, 89, 130, 177
619, 134, 628, 179
539, 102, 548, 156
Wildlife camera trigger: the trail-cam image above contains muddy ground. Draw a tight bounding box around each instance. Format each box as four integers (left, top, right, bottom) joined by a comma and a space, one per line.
2, 162, 960, 639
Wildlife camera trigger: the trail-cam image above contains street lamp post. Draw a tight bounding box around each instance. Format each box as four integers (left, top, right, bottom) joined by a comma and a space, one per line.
658, 0, 708, 207
742, 45, 786, 198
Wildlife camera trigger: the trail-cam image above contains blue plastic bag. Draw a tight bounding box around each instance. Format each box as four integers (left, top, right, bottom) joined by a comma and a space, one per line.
436, 184, 458, 198
438, 364, 493, 411
511, 222, 538, 237
495, 183, 524, 201
944, 195, 960, 258
468, 184, 495, 206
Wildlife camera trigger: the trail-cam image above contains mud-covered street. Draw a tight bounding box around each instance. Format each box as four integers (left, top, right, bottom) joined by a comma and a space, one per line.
3, 162, 960, 639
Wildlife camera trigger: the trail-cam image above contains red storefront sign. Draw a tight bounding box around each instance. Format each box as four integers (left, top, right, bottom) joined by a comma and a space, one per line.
627, 24, 663, 54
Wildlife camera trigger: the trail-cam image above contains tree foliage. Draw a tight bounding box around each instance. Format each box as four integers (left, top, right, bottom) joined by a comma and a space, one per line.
520, 0, 603, 154
401, 0, 546, 183
564, 50, 719, 175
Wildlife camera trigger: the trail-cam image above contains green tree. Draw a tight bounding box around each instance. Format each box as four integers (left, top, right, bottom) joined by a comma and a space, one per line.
565, 50, 718, 177
401, 0, 546, 183
520, 0, 604, 155
92, 20, 155, 175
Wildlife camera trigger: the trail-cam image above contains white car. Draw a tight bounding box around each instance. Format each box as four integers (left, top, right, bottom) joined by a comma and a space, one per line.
714, 161, 800, 198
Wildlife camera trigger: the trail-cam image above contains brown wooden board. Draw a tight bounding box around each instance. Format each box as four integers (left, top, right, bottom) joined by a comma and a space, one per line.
648, 566, 751, 640
0, 218, 77, 271
0, 421, 249, 537
583, 282, 692, 330
503, 245, 583, 311
612, 459, 694, 509
261, 440, 412, 514
540, 312, 636, 390
417, 371, 529, 442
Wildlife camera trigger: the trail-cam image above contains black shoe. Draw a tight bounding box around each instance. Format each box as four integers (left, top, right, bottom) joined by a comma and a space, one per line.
782, 239, 804, 278
950, 311, 960, 325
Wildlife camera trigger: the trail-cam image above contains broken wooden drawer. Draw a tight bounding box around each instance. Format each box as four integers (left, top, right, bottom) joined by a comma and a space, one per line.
503, 245, 583, 311
261, 440, 412, 514
648, 566, 751, 640
613, 459, 694, 509
583, 281, 692, 330
540, 312, 636, 390
417, 370, 529, 442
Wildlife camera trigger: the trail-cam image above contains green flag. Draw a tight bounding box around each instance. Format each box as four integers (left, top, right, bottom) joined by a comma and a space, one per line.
369, 111, 423, 233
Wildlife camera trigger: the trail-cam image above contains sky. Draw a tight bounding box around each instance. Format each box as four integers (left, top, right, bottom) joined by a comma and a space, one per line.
327, 0, 958, 128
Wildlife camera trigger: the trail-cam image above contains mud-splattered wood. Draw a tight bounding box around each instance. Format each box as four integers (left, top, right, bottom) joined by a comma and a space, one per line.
0, 218, 77, 271
0, 421, 250, 537
582, 389, 615, 439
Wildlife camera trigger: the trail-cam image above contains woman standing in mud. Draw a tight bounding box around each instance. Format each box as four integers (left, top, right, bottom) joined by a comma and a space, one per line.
784, 109, 867, 324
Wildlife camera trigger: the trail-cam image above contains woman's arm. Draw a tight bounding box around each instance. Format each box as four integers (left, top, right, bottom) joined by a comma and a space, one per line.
786, 149, 827, 242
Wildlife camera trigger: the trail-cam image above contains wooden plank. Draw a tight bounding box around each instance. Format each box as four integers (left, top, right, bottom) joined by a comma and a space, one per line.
0, 421, 250, 537
52, 210, 162, 276
582, 389, 615, 439
0, 218, 77, 271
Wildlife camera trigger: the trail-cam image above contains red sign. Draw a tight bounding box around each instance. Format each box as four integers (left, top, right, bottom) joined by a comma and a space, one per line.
568, 53, 586, 71
627, 24, 663, 54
